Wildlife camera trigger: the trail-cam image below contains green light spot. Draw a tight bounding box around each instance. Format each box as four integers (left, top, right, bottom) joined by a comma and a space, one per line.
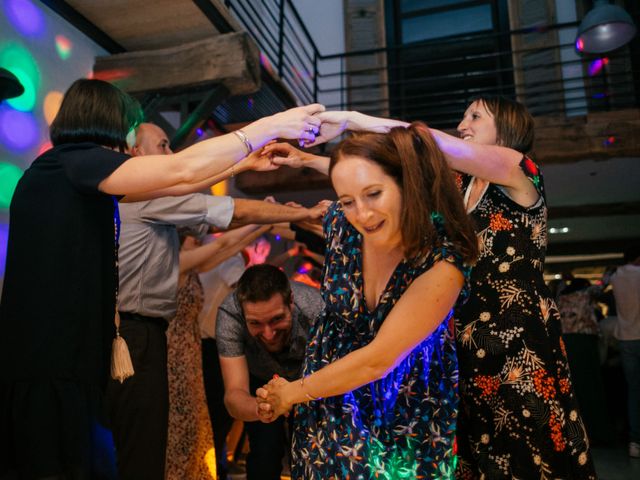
0, 42, 41, 112
6, 67, 36, 111
0, 162, 24, 209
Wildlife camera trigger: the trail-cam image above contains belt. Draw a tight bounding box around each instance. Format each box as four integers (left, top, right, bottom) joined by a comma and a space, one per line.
118, 311, 169, 330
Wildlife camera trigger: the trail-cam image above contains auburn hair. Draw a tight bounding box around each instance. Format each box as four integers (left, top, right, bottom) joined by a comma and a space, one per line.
329, 123, 478, 264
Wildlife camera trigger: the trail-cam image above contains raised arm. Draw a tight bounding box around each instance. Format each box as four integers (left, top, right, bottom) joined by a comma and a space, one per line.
264, 111, 408, 174
179, 224, 272, 275
99, 104, 324, 197
257, 260, 463, 417
228, 198, 327, 229
428, 128, 538, 202
336, 111, 530, 192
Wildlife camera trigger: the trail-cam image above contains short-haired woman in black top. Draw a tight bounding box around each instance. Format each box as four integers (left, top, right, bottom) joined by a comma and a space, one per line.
0, 78, 324, 479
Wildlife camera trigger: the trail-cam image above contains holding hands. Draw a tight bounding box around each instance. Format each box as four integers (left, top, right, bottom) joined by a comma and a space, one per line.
257, 110, 409, 174
256, 376, 293, 423
267, 104, 325, 145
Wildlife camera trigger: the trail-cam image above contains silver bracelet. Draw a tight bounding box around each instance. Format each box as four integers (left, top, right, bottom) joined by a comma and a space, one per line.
233, 129, 253, 156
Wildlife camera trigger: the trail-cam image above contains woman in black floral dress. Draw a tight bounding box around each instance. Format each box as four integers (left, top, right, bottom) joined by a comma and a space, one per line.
452, 96, 596, 479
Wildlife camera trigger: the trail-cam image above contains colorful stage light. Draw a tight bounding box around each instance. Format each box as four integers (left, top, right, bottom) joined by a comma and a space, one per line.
0, 223, 9, 277
588, 57, 609, 76
0, 161, 24, 209
43, 90, 63, 125
260, 52, 274, 75
5, 67, 36, 111
92, 68, 134, 82
0, 106, 39, 151
4, 0, 45, 37
37, 141, 53, 155
0, 43, 41, 112
55, 35, 73, 60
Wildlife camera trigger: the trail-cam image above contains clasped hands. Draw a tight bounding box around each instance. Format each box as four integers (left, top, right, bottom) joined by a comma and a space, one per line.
241, 110, 353, 173
255, 376, 293, 424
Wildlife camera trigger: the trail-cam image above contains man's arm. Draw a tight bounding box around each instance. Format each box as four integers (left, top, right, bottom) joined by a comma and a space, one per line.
118, 193, 234, 231
179, 225, 271, 274
228, 198, 326, 229
219, 355, 261, 422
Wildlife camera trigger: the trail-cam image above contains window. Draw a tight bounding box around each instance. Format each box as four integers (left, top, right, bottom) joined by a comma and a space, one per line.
386, 0, 512, 127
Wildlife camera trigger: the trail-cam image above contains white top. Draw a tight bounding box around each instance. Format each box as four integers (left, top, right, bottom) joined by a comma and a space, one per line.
611, 264, 640, 341
198, 253, 246, 339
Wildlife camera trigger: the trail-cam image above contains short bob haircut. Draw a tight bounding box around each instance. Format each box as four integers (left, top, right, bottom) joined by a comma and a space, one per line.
50, 79, 143, 152
471, 95, 534, 154
236, 264, 293, 307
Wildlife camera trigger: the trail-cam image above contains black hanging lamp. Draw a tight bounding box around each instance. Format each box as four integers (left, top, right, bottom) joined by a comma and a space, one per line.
575, 0, 637, 54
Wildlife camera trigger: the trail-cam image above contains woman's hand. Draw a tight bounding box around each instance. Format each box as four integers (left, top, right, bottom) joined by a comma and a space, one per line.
306, 111, 351, 146
236, 141, 279, 172
305, 111, 409, 147
307, 200, 331, 222
261, 142, 312, 169
266, 104, 325, 143
256, 377, 293, 420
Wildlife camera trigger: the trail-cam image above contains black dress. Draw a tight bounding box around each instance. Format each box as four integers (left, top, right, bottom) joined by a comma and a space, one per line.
0, 143, 128, 479
454, 157, 597, 479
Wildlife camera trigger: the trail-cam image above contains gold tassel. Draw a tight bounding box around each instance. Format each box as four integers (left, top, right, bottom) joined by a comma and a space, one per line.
110, 310, 134, 383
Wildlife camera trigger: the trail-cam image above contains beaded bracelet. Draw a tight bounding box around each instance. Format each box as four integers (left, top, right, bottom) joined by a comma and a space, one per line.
233, 129, 253, 156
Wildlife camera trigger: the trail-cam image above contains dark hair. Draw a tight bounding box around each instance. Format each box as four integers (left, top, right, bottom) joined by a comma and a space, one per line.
329, 122, 478, 263
50, 79, 143, 152
623, 244, 640, 264
561, 277, 591, 295
236, 264, 292, 306
471, 95, 534, 153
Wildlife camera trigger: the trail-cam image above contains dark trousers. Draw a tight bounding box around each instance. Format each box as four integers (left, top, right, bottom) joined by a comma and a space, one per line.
105, 313, 168, 480
201, 339, 234, 480
563, 333, 611, 444
245, 376, 290, 480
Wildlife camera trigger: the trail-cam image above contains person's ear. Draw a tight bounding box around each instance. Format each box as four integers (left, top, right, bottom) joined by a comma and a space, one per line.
130, 145, 142, 156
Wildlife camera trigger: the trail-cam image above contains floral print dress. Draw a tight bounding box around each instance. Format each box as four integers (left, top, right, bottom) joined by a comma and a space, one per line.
291, 203, 470, 479
454, 158, 597, 479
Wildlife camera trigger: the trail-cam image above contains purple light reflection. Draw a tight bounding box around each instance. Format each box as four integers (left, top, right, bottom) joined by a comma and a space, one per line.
588, 58, 609, 77
0, 106, 39, 152
0, 223, 8, 278
4, 0, 45, 37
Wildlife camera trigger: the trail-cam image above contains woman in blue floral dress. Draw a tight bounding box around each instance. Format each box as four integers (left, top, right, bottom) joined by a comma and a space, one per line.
257, 124, 478, 479
263, 99, 597, 478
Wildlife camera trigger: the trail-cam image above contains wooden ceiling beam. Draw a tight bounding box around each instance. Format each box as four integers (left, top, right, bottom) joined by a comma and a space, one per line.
41, 0, 125, 53
533, 108, 640, 164
94, 32, 261, 97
